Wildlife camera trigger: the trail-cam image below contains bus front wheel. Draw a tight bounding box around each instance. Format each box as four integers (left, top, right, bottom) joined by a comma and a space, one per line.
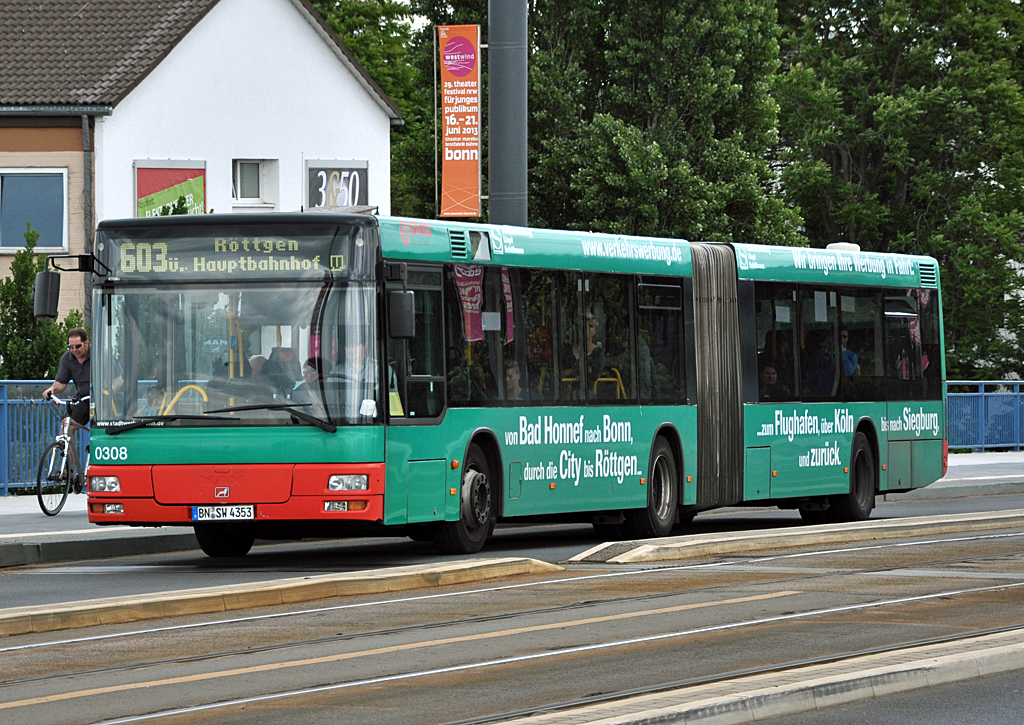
828, 432, 876, 522
194, 523, 255, 557
434, 442, 494, 554
623, 437, 679, 539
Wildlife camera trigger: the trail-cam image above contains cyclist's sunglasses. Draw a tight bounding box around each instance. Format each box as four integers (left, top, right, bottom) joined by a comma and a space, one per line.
68, 343, 86, 350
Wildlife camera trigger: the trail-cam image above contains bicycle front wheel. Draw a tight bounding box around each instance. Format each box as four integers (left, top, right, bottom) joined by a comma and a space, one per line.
37, 441, 71, 516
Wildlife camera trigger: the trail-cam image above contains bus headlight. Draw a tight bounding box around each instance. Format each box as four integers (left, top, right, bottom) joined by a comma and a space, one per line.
89, 476, 121, 492
328, 474, 368, 491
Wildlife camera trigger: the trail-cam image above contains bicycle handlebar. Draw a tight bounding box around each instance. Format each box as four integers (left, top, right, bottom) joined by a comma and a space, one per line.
46, 394, 91, 406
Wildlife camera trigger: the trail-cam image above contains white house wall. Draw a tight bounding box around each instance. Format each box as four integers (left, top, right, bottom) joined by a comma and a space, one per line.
94, 0, 392, 223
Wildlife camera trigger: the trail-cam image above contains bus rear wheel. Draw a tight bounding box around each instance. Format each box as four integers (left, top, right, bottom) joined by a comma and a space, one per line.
623, 437, 678, 539
434, 442, 495, 554
828, 432, 876, 522
194, 523, 255, 557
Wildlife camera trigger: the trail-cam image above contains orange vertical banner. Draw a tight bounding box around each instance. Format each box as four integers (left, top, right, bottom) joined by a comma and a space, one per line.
439, 24, 481, 217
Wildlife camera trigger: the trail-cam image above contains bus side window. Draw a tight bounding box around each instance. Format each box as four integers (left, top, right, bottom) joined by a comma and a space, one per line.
637, 281, 685, 405
386, 269, 445, 419
754, 282, 799, 402
585, 274, 635, 403
800, 288, 839, 401
445, 265, 503, 406
884, 289, 937, 402
558, 271, 583, 402
838, 287, 885, 403
507, 269, 556, 402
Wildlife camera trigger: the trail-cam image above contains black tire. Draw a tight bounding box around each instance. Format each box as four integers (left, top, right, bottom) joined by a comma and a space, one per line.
37, 441, 71, 516
434, 442, 495, 554
828, 431, 876, 522
622, 437, 679, 539
194, 523, 256, 557
406, 524, 436, 542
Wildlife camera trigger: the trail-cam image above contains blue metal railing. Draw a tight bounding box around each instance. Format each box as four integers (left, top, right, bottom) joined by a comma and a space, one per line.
1, 380, 89, 496
1, 379, 1021, 493
946, 380, 1024, 451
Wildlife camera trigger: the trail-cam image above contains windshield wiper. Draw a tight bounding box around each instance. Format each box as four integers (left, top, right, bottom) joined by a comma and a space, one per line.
104, 415, 242, 435
204, 403, 337, 433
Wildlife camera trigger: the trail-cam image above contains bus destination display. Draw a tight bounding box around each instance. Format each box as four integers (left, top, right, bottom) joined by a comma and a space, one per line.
100, 230, 362, 281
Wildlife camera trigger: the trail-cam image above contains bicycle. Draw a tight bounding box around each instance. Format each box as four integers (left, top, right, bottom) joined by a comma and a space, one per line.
36, 394, 90, 516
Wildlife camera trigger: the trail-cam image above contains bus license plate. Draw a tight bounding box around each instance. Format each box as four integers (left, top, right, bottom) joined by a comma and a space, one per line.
191, 505, 255, 521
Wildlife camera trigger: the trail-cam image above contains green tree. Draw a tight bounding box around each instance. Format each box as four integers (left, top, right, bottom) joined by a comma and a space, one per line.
311, 0, 438, 217
775, 0, 1024, 378
0, 224, 84, 380
529, 0, 802, 244
156, 195, 189, 216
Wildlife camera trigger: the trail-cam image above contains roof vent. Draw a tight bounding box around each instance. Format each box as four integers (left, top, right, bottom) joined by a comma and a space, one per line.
919, 261, 938, 287
826, 242, 861, 252
449, 229, 470, 259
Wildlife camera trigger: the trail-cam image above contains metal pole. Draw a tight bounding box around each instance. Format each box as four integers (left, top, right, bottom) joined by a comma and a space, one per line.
488, 0, 528, 226
82, 114, 93, 321
434, 28, 439, 219
0, 383, 8, 494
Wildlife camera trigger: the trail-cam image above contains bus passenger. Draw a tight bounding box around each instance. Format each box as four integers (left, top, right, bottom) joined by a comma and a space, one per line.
840, 327, 858, 376
249, 355, 267, 375
574, 311, 606, 383
758, 358, 791, 401
802, 331, 837, 398
262, 348, 301, 395
505, 361, 530, 401
294, 356, 324, 400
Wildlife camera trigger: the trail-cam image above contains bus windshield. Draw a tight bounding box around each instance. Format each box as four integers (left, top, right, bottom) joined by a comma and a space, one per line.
94, 279, 381, 429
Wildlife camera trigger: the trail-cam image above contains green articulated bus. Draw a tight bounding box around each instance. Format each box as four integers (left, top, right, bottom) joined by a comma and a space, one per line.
77, 213, 946, 557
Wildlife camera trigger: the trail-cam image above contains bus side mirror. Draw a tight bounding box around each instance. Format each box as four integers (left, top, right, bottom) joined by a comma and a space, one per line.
388, 290, 415, 339
33, 270, 61, 320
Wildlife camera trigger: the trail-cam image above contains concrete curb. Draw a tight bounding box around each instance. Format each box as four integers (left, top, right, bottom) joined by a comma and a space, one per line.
0, 531, 199, 568
0, 557, 563, 637
484, 629, 1024, 725
901, 480, 1024, 499
572, 509, 1024, 564
1, 477, 1020, 570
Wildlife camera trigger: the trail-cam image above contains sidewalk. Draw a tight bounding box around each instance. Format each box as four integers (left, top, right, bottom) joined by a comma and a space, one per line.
0, 493, 198, 567
0, 451, 1021, 568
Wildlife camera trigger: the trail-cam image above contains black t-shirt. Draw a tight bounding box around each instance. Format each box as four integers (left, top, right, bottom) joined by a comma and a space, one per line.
55, 350, 90, 399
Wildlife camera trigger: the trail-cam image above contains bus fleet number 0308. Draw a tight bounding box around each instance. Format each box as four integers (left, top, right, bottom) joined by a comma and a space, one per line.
92, 446, 129, 461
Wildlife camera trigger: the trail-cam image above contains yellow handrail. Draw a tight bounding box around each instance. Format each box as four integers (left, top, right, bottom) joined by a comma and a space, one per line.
163, 384, 208, 415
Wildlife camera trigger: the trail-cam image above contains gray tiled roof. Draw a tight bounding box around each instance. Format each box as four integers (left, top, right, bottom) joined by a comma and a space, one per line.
0, 0, 400, 119
0, 0, 219, 106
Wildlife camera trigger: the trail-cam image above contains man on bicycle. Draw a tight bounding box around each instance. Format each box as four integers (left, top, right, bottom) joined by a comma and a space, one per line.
43, 327, 93, 428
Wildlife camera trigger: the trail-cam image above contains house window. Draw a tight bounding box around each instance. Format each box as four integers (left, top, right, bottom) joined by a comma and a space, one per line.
233, 160, 262, 201
0, 169, 67, 251
232, 160, 278, 211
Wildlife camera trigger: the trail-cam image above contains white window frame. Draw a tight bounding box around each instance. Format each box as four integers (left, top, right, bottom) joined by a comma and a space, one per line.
0, 167, 69, 253
232, 159, 278, 211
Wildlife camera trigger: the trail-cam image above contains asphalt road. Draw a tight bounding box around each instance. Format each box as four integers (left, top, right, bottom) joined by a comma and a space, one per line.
1, 491, 1024, 611
755, 668, 1024, 725
2, 453, 1024, 724
3, 515, 1024, 725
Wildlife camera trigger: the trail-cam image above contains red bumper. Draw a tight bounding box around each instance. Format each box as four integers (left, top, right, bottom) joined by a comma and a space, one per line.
87, 463, 385, 525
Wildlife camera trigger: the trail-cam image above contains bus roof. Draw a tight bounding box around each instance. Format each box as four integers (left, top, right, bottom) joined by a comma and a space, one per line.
96, 214, 940, 289
378, 217, 938, 289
